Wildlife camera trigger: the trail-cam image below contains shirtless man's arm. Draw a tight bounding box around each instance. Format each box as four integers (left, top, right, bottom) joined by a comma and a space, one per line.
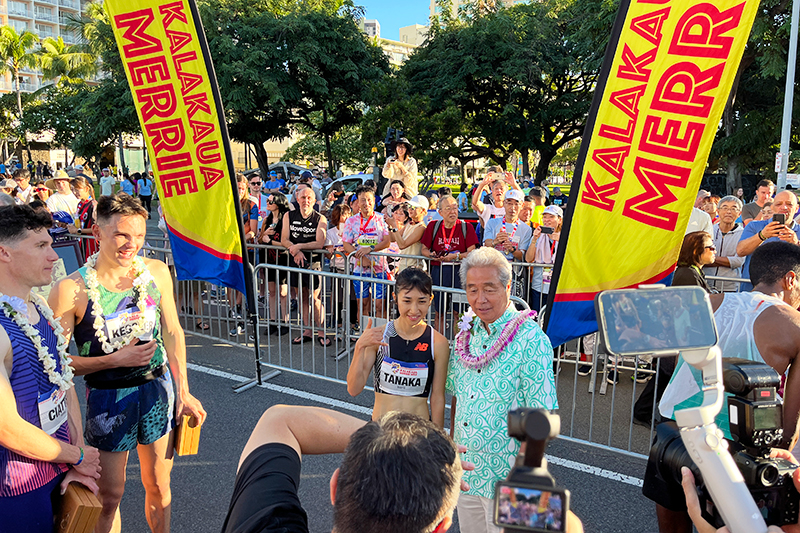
752, 305, 800, 450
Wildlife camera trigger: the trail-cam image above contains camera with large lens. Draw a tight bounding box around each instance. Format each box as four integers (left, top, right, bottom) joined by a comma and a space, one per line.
493, 408, 570, 532
650, 359, 799, 527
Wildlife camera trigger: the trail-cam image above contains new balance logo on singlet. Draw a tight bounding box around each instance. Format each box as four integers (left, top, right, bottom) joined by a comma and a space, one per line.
414, 343, 429, 351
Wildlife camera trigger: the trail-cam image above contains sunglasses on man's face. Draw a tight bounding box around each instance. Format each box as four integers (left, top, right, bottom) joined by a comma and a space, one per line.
250, 181, 261, 186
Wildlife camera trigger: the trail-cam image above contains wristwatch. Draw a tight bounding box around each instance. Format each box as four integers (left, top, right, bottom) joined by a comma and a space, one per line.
389, 227, 398, 233
369, 245, 375, 251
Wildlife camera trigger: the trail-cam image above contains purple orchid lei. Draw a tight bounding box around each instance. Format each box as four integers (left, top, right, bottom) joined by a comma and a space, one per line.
455, 307, 537, 370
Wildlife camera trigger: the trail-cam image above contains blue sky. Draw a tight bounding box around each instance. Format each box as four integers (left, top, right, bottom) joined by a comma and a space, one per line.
356, 1, 431, 41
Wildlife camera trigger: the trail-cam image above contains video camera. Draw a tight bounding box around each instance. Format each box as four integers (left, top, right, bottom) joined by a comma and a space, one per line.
493, 408, 570, 532
384, 127, 405, 159
648, 360, 798, 527
595, 285, 799, 532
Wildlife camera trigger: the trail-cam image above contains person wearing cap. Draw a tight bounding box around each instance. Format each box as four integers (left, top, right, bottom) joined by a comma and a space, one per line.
99, 168, 116, 196
483, 189, 531, 262
471, 166, 522, 228
264, 170, 282, 194
73, 164, 94, 187
12, 169, 32, 203
0, 178, 16, 198
45, 170, 79, 220
382, 137, 418, 197
421, 195, 479, 333
386, 194, 428, 273
296, 170, 322, 209
525, 204, 563, 313
550, 186, 568, 208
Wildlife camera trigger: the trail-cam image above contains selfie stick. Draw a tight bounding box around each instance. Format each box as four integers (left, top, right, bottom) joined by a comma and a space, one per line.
676, 346, 768, 533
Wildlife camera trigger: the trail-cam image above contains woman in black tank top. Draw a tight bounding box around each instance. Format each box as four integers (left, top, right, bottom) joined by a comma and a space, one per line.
347, 268, 450, 427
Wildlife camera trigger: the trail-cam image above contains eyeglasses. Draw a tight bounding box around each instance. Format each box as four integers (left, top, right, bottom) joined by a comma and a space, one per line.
718, 206, 739, 212
705, 245, 716, 251
267, 199, 275, 204
250, 181, 261, 185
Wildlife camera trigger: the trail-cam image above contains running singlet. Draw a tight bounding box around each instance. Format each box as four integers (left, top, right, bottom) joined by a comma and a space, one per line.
287, 209, 322, 264
373, 322, 435, 398
73, 267, 165, 389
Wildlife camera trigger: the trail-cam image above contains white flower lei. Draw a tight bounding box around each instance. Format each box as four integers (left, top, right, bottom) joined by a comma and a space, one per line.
0, 293, 74, 390
84, 253, 154, 354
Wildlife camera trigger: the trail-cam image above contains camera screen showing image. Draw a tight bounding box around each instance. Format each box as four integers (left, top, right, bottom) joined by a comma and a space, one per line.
495, 483, 566, 532
596, 286, 717, 357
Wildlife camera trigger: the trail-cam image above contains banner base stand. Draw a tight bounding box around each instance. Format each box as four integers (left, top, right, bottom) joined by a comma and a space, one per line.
232, 367, 281, 393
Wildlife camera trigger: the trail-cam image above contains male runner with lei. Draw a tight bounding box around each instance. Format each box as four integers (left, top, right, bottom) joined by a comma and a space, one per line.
49, 193, 207, 533
346, 268, 450, 427
0, 204, 101, 532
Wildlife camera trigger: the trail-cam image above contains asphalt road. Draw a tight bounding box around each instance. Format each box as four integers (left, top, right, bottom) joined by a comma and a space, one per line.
70, 331, 662, 533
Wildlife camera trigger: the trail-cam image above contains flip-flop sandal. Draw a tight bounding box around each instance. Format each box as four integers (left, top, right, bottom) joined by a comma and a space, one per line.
292, 335, 312, 344
196, 321, 210, 331
317, 337, 332, 347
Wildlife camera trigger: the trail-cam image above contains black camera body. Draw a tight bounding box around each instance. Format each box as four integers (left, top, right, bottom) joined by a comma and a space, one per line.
650, 359, 799, 527
494, 409, 570, 532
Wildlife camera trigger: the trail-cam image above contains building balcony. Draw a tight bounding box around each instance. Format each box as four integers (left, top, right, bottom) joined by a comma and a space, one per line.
58, 0, 79, 9
35, 12, 57, 23
8, 8, 31, 18
61, 33, 76, 44
34, 0, 57, 6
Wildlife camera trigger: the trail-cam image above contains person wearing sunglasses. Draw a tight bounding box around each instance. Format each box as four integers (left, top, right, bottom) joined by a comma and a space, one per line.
672, 231, 716, 293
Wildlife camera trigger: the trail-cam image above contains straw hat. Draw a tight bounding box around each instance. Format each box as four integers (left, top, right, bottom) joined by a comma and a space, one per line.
45, 169, 71, 191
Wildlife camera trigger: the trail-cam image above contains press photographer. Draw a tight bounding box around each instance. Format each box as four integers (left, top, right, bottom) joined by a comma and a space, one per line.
646, 242, 800, 532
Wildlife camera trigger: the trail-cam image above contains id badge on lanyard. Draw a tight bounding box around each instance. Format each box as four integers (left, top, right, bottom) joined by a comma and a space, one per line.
38, 386, 68, 435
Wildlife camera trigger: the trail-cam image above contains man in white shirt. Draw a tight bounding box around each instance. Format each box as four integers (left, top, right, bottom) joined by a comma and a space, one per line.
471, 166, 522, 227
45, 170, 79, 220
99, 168, 116, 196
13, 169, 33, 203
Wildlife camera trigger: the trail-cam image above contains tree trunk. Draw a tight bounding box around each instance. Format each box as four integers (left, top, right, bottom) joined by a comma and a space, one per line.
118, 134, 126, 174
521, 147, 530, 177
322, 108, 334, 175
15, 71, 32, 163
253, 141, 270, 175
534, 148, 555, 185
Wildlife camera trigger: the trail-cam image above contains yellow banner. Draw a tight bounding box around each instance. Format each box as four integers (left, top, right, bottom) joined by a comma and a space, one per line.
546, 0, 759, 346
105, 0, 246, 291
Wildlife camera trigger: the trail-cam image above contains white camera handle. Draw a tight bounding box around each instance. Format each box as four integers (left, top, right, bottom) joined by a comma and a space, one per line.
675, 346, 768, 533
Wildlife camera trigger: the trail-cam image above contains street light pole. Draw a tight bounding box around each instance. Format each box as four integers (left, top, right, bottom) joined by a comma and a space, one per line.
777, 0, 800, 189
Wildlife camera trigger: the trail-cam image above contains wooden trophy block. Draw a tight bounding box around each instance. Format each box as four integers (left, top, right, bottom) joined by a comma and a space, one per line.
174, 414, 201, 456
56, 482, 102, 533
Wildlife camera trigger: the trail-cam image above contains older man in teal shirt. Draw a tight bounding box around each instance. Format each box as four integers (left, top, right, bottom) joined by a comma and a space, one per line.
447, 247, 558, 533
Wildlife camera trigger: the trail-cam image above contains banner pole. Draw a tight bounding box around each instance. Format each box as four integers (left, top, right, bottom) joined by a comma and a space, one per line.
186, 0, 262, 384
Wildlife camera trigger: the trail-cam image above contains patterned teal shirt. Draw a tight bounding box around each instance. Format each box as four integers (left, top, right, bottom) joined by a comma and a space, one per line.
446, 304, 558, 499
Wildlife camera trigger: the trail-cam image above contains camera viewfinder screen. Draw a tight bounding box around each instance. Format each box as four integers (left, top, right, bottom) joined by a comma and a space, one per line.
597, 287, 718, 357
753, 406, 782, 430
496, 484, 565, 531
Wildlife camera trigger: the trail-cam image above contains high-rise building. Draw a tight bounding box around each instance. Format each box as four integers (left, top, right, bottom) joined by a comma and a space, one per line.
1, 0, 86, 93
398, 24, 428, 46
358, 18, 380, 39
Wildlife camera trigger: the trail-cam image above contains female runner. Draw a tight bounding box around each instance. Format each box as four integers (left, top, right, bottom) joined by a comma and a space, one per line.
346, 267, 450, 427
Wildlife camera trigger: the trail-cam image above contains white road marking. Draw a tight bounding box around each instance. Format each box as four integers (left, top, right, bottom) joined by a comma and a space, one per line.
187, 362, 643, 486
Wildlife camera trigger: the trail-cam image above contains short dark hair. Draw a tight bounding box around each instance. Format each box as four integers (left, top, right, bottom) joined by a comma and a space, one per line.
438, 187, 452, 197
333, 412, 460, 533
355, 185, 375, 199
96, 193, 148, 225
677, 231, 711, 267
0, 204, 53, 244
750, 241, 800, 286
395, 267, 433, 296
12, 168, 30, 181
757, 179, 775, 190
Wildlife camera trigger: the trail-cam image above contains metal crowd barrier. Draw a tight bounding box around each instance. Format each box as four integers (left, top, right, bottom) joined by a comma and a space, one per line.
66, 234, 748, 459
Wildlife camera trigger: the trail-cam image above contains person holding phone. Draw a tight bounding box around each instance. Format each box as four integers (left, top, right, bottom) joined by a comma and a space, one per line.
736, 190, 800, 291
525, 205, 563, 313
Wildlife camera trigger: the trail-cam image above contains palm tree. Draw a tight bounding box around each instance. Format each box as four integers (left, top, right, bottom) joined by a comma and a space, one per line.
0, 26, 39, 117
38, 36, 97, 87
